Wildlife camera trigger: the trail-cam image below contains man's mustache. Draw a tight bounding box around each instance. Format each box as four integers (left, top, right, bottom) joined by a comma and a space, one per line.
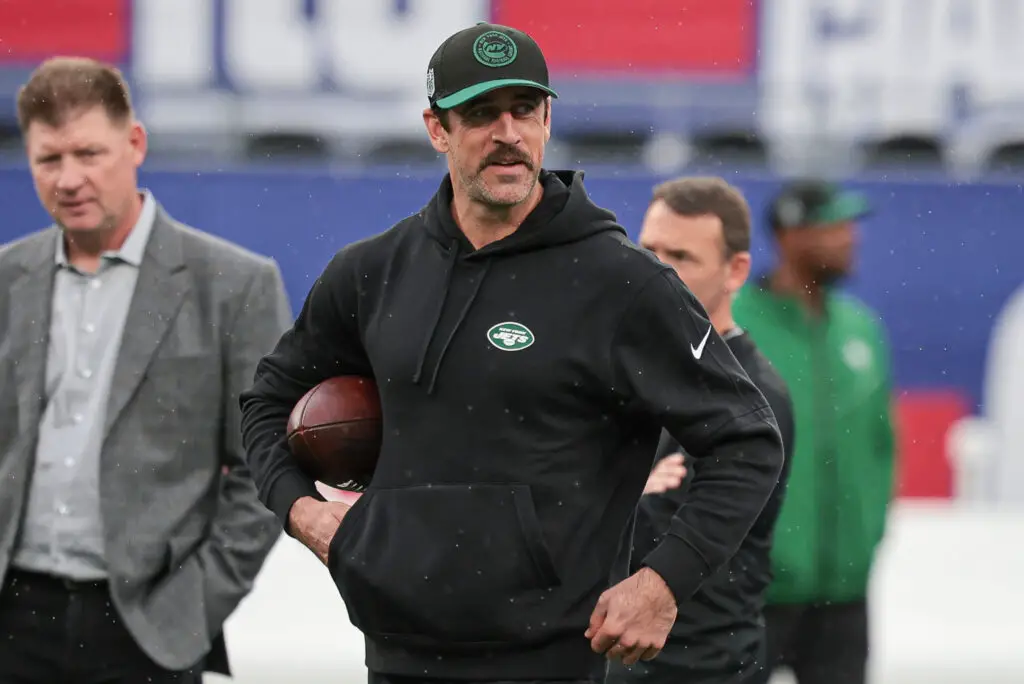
480, 149, 533, 172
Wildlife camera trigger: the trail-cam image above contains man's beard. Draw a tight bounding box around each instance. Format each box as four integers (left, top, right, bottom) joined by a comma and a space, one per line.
463, 148, 538, 208
812, 263, 851, 286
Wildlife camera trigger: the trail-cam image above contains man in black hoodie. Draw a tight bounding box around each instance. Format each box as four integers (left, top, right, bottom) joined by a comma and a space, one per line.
239, 23, 784, 684
608, 177, 796, 684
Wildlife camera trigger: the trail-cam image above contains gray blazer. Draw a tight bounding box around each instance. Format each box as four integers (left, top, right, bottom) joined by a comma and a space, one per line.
0, 204, 292, 673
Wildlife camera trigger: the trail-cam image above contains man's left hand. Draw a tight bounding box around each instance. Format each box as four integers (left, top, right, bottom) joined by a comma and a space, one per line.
585, 567, 677, 665
643, 453, 686, 494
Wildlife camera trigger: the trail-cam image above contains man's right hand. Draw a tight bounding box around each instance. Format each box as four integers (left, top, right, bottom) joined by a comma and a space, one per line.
287, 496, 351, 565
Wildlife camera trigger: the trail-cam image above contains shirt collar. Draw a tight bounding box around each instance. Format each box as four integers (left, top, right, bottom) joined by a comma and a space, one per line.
55, 189, 157, 268
721, 326, 745, 341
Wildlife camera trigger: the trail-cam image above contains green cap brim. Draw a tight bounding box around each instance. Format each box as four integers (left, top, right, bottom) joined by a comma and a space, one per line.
809, 192, 871, 225
435, 79, 559, 109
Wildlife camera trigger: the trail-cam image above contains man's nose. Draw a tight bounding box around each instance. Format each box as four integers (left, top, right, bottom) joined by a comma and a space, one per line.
491, 112, 521, 144
55, 161, 86, 192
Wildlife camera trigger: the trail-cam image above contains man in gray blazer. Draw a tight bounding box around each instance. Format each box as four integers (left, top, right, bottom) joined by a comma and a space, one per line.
0, 57, 290, 682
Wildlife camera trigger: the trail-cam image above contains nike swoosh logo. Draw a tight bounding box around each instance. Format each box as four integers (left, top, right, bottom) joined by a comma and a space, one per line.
691, 325, 713, 360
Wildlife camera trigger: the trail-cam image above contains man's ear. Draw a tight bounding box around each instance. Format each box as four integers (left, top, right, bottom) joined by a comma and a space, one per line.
423, 108, 450, 154
726, 251, 752, 293
543, 97, 552, 142
129, 119, 148, 168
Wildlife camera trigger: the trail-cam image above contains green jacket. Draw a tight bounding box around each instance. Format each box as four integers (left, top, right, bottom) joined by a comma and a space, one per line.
733, 280, 896, 605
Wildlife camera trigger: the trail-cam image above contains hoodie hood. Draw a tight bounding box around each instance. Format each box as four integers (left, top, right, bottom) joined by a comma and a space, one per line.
412, 170, 626, 394
425, 169, 626, 258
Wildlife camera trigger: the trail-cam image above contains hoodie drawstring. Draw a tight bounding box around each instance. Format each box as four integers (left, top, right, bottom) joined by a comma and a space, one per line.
425, 259, 491, 395
410, 241, 493, 396
412, 242, 459, 386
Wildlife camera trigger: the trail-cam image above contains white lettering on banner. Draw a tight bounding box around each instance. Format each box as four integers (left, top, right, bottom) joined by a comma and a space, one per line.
318, 0, 489, 93
134, 0, 488, 94
222, 0, 321, 90
132, 0, 216, 89
760, 0, 1024, 141
130, 0, 488, 137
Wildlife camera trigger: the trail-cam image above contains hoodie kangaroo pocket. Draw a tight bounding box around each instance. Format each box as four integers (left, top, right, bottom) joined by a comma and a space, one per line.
329, 483, 561, 644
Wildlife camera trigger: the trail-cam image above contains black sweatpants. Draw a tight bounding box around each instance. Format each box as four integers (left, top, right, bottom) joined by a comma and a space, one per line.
762, 600, 869, 684
604, 635, 769, 684
370, 674, 599, 684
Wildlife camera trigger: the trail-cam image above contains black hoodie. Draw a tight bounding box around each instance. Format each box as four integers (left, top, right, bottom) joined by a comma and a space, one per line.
239, 170, 784, 681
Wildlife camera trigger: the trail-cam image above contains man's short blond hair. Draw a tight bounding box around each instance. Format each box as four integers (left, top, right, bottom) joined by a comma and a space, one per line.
17, 57, 133, 133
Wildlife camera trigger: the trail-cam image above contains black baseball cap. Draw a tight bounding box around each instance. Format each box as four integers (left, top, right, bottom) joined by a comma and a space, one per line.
426, 23, 558, 110
768, 180, 872, 230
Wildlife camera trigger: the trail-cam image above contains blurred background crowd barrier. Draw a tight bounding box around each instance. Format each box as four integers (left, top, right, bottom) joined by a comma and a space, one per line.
6, 0, 1024, 176
1, 1, 1023, 682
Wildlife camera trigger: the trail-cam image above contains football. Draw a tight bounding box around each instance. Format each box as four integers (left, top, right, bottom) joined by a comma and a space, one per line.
286, 376, 383, 491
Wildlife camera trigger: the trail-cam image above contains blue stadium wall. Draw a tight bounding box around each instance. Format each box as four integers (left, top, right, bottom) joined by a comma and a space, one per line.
1, 166, 1020, 414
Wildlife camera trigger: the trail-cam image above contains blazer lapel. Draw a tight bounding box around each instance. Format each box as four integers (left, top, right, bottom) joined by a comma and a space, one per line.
104, 209, 191, 439
8, 230, 58, 436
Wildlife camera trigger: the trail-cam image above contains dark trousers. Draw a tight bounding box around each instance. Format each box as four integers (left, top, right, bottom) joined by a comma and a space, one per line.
605, 643, 769, 684
0, 568, 204, 684
762, 600, 869, 684
370, 676, 599, 684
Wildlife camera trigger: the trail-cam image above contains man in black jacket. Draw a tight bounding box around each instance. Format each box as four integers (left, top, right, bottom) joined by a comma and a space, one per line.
610, 177, 796, 684
239, 24, 784, 684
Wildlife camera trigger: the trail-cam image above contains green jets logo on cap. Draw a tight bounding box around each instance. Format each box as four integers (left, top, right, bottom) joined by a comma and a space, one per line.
487, 321, 534, 351
473, 31, 518, 67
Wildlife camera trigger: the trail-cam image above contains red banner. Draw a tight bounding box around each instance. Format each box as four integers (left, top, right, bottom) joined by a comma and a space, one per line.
492, 0, 756, 75
0, 0, 129, 63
